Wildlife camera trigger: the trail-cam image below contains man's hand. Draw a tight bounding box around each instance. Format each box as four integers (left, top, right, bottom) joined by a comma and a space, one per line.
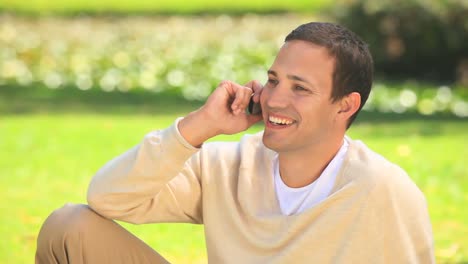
178, 80, 263, 147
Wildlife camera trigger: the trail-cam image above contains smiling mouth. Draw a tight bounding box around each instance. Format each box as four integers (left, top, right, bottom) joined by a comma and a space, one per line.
268, 115, 296, 126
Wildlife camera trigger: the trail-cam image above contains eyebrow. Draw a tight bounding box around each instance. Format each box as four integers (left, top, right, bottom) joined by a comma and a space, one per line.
267, 70, 313, 86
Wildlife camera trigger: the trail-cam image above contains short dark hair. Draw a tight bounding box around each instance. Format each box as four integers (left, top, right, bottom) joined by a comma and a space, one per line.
285, 22, 373, 128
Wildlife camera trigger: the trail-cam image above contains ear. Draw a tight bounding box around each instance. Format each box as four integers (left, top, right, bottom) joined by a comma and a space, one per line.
337, 92, 361, 120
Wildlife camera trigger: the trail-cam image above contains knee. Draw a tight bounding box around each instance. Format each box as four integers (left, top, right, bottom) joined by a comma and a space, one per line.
37, 203, 99, 247
44, 203, 97, 231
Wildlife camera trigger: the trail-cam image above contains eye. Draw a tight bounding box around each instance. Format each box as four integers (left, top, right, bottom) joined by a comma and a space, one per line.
266, 78, 278, 86
294, 85, 308, 92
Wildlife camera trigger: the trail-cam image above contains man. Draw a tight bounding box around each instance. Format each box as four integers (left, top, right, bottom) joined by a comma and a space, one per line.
36, 22, 434, 263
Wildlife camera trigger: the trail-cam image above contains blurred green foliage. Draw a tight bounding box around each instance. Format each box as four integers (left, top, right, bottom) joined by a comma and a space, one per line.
0, 15, 302, 99
330, 0, 468, 84
1, 15, 467, 117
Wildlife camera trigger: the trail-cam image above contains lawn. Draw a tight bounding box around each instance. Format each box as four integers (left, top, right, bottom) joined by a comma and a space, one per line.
0, 89, 467, 263
0, 0, 332, 15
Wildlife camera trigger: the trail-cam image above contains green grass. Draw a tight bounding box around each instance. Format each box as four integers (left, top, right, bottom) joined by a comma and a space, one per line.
0, 0, 332, 15
0, 88, 467, 263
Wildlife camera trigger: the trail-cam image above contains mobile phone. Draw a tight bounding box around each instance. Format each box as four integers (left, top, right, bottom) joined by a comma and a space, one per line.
248, 97, 262, 115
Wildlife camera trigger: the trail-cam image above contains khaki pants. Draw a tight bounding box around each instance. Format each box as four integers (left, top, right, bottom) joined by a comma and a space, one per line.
35, 203, 170, 264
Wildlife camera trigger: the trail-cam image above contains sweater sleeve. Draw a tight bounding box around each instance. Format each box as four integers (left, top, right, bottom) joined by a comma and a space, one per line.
87, 118, 203, 224
367, 164, 435, 263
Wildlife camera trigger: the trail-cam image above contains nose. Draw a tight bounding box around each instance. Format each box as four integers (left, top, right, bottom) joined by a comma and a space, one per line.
262, 85, 290, 110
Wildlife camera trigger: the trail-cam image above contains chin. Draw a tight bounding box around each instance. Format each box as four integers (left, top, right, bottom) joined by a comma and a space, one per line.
262, 136, 285, 152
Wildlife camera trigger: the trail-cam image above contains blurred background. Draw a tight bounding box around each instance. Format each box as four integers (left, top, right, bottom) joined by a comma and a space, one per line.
0, 0, 467, 263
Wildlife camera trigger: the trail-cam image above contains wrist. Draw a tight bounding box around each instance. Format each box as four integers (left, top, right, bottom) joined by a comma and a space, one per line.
178, 110, 220, 147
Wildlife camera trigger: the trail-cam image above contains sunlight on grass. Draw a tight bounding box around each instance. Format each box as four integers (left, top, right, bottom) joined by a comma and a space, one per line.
0, 0, 332, 14
0, 114, 467, 263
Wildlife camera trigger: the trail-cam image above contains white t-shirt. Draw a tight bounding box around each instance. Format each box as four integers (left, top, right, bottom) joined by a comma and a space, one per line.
274, 138, 349, 215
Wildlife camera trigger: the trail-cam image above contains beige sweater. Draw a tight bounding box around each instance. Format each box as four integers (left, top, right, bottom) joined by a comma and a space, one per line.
88, 121, 434, 263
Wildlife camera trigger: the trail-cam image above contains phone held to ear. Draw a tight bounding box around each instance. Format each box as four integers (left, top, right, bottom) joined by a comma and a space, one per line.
248, 97, 262, 115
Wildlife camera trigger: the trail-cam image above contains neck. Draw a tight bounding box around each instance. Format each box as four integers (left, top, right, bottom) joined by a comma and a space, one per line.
278, 137, 344, 188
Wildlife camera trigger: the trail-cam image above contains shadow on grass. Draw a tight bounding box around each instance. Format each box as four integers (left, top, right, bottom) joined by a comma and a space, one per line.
1, 84, 466, 124
0, 84, 204, 115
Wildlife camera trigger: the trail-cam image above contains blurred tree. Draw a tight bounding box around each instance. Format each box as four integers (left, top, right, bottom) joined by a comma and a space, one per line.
330, 0, 468, 86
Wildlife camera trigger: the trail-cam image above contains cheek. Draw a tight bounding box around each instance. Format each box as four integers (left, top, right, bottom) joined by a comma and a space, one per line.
259, 88, 269, 106
259, 91, 267, 119
296, 101, 330, 124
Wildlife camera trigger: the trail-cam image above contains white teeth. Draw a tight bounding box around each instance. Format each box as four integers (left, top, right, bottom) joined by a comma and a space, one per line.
269, 116, 293, 125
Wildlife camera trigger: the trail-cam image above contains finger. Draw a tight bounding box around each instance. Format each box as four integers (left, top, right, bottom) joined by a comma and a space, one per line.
219, 80, 236, 97
231, 84, 253, 114
216, 80, 243, 112
232, 87, 252, 114
246, 80, 263, 103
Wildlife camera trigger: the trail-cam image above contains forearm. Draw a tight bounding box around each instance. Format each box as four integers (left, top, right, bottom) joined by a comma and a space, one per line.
87, 120, 200, 222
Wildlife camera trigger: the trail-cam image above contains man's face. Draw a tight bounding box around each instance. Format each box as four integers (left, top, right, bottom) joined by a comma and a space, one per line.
260, 40, 343, 154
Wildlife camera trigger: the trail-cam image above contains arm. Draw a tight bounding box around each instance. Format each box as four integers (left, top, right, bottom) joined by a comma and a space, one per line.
368, 166, 435, 263
87, 80, 263, 224
87, 120, 203, 224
